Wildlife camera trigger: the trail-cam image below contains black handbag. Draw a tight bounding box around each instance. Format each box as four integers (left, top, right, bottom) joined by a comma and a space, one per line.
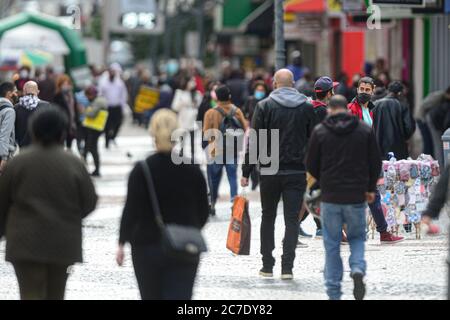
139, 161, 207, 263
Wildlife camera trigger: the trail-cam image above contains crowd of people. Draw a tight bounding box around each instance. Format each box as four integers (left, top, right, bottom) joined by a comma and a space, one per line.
0, 57, 449, 301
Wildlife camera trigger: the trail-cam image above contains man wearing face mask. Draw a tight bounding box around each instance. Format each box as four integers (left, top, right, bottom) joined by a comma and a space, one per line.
0, 82, 18, 175
348, 77, 404, 244
14, 67, 31, 94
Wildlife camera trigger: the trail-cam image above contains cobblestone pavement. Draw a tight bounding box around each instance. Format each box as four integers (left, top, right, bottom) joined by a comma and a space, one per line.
0, 121, 449, 300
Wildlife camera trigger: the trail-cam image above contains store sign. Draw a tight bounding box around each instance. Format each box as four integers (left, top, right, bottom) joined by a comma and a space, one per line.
371, 0, 425, 6
107, 0, 163, 34
134, 86, 160, 113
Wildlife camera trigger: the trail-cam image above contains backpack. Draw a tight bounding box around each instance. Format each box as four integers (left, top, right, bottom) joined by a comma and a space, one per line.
214, 106, 244, 135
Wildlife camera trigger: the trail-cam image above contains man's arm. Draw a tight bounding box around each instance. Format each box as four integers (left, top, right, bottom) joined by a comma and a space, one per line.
242, 103, 264, 179
0, 109, 15, 161
305, 129, 321, 182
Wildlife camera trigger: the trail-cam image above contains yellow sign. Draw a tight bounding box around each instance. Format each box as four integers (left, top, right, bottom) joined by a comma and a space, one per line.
83, 110, 109, 132
134, 86, 160, 113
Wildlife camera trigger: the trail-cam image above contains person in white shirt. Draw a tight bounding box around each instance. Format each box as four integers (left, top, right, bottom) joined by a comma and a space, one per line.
171, 77, 202, 162
98, 63, 128, 149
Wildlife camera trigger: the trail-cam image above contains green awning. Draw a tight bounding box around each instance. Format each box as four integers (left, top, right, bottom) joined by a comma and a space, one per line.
0, 12, 87, 71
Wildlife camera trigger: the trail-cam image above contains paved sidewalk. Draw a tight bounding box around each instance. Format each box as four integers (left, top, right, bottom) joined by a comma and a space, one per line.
0, 120, 448, 300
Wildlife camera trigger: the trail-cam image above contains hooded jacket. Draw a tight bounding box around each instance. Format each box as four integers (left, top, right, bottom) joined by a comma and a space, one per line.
306, 112, 382, 204
372, 95, 416, 160
312, 100, 328, 122
15, 95, 50, 148
0, 98, 16, 161
242, 87, 317, 177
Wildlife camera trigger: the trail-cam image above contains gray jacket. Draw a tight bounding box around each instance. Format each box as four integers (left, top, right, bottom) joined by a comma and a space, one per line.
0, 98, 16, 160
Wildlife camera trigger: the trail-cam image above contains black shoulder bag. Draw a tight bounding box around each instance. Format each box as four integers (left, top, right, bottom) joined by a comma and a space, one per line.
139, 161, 207, 263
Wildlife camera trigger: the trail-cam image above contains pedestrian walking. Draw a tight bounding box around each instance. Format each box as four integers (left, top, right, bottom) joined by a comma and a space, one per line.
242, 80, 270, 190
37, 67, 56, 102
203, 85, 248, 205
99, 63, 128, 149
82, 90, 108, 177
14, 81, 50, 149
372, 81, 416, 160
0, 82, 18, 175
348, 77, 404, 244
299, 76, 339, 238
0, 107, 97, 300
306, 94, 382, 300
241, 69, 317, 280
171, 77, 203, 162
116, 109, 209, 300
53, 75, 77, 150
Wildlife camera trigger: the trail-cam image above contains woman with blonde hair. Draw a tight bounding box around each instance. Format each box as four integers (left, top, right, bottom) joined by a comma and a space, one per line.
116, 109, 209, 300
52, 74, 77, 150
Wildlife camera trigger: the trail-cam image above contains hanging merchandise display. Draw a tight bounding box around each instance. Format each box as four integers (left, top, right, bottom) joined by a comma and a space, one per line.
375, 153, 440, 239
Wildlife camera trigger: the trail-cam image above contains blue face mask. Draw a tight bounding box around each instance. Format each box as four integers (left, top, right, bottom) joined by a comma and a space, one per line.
254, 91, 266, 100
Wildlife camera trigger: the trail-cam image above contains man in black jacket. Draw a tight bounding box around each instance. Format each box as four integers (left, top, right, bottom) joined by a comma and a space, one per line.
241, 69, 317, 280
306, 95, 382, 300
15, 81, 51, 148
372, 81, 416, 160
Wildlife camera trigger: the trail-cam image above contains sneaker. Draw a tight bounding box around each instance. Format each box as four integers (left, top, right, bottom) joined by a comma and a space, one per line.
380, 231, 404, 244
259, 267, 273, 278
299, 227, 312, 238
315, 229, 323, 237
281, 269, 293, 280
90, 171, 101, 177
297, 240, 309, 248
351, 272, 366, 300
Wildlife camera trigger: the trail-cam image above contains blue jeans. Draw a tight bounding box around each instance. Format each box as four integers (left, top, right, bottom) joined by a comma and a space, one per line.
321, 202, 367, 300
208, 163, 238, 203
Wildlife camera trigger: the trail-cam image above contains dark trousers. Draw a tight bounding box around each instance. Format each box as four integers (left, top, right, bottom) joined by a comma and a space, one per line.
368, 190, 388, 233
105, 106, 123, 148
83, 128, 102, 173
260, 173, 306, 270
12, 261, 70, 300
76, 126, 87, 154
132, 245, 199, 300
300, 208, 322, 230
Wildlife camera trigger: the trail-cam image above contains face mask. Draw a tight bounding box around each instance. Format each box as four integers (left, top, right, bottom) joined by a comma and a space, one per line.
20, 71, 29, 79
357, 92, 371, 105
254, 91, 266, 100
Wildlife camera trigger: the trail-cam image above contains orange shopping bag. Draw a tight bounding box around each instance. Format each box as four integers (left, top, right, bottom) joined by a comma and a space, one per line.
226, 194, 251, 255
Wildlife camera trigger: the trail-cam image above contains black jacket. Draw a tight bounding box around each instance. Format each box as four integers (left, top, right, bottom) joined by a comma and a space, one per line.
242, 87, 317, 178
306, 113, 382, 204
428, 99, 450, 134
15, 100, 50, 148
242, 96, 259, 123
119, 153, 209, 246
372, 95, 416, 160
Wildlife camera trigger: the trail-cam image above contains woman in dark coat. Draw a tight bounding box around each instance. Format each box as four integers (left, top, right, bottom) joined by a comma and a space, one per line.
53, 74, 78, 150
116, 109, 209, 300
0, 108, 98, 300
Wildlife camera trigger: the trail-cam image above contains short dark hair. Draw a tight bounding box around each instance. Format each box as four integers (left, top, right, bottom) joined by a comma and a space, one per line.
30, 107, 68, 146
0, 82, 15, 98
253, 80, 268, 93
316, 89, 331, 100
329, 95, 348, 110
215, 85, 231, 102
358, 77, 375, 89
